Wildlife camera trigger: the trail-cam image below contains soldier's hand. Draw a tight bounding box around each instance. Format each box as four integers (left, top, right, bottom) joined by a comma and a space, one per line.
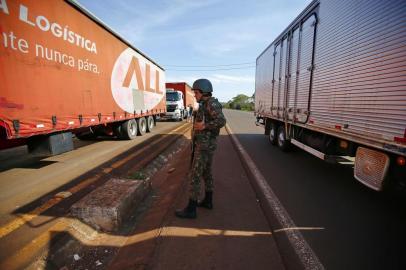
193, 121, 205, 131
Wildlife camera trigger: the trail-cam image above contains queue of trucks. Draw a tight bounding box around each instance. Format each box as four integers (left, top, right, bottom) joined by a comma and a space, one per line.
3, 0, 405, 194
164, 82, 197, 121
0, 0, 196, 155
255, 0, 406, 192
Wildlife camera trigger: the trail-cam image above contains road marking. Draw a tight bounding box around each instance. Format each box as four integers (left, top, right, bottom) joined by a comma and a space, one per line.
0, 123, 190, 239
0, 218, 272, 270
0, 219, 69, 270
274, 227, 325, 233
225, 123, 325, 270
161, 227, 272, 237
111, 123, 189, 169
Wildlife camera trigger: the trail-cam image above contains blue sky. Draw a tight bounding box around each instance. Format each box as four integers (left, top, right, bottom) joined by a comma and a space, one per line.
77, 0, 312, 102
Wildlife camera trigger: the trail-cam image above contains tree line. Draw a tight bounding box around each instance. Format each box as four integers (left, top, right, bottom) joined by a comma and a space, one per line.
222, 93, 254, 111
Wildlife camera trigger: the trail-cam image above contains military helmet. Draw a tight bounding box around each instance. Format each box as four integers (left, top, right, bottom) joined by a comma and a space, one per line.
192, 78, 213, 93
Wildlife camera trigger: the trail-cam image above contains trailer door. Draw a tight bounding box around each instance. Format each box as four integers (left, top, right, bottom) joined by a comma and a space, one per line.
255, 46, 274, 115
295, 14, 317, 123
279, 37, 289, 119
287, 27, 300, 121
271, 44, 281, 117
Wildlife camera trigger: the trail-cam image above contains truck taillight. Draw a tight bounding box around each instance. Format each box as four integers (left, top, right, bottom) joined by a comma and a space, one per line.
394, 128, 406, 143
354, 147, 389, 191
397, 156, 406, 166
339, 140, 348, 149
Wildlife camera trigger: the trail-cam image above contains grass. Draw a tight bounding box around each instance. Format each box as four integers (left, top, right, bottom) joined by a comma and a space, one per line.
128, 170, 147, 180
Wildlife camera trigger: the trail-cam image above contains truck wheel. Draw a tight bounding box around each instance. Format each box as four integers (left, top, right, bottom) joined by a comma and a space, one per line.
113, 124, 123, 138
121, 119, 138, 140
277, 126, 290, 151
146, 116, 154, 132
137, 117, 147, 135
269, 123, 278, 145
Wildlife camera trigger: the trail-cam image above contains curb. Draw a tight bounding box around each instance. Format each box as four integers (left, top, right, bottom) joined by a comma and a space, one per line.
224, 123, 324, 270
26, 125, 192, 270
71, 178, 151, 232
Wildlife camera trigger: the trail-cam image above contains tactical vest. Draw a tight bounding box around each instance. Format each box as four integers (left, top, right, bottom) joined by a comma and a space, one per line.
195, 97, 221, 137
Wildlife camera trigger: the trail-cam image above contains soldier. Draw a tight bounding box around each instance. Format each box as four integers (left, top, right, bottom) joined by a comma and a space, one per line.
186, 105, 193, 123
175, 78, 226, 219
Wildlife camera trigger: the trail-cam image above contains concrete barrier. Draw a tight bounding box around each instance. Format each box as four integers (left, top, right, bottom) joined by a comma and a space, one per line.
71, 178, 151, 232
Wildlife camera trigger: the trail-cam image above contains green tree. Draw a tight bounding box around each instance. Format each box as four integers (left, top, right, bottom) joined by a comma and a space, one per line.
224, 93, 254, 111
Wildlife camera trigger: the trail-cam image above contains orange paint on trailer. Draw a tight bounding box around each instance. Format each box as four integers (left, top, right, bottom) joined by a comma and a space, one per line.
0, 0, 166, 139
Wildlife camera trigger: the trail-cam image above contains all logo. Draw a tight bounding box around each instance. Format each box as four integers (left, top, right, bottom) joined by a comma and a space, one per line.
111, 48, 165, 113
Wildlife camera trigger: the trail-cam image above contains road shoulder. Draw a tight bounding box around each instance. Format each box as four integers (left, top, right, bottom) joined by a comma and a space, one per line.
108, 128, 285, 270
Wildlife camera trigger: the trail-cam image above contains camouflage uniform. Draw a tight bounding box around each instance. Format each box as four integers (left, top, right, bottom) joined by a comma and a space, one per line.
190, 97, 226, 201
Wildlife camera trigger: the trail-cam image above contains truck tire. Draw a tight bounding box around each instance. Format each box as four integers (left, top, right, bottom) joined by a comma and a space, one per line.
277, 126, 290, 151
269, 123, 278, 145
113, 124, 123, 138
121, 119, 138, 140
146, 116, 154, 132
137, 117, 147, 135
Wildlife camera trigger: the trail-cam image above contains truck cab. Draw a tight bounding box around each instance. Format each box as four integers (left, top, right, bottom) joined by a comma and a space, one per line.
164, 89, 186, 121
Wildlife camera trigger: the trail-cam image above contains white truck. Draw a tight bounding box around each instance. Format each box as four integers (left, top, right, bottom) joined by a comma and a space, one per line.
164, 89, 187, 121
255, 0, 406, 193
163, 82, 195, 121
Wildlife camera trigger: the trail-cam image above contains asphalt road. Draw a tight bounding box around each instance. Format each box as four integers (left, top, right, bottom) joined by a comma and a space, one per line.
0, 121, 183, 226
224, 109, 406, 270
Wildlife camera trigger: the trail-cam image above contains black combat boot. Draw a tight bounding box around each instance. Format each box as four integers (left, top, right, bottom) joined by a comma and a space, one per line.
175, 199, 197, 219
197, 191, 213, 209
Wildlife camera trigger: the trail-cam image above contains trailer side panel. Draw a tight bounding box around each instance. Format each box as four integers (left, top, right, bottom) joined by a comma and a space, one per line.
255, 0, 406, 153
0, 0, 166, 140
311, 0, 406, 143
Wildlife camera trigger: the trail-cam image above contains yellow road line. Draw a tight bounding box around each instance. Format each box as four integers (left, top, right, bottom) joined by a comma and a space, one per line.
110, 123, 189, 169
0, 219, 69, 270
0, 220, 269, 269
0, 123, 190, 239
274, 227, 325, 233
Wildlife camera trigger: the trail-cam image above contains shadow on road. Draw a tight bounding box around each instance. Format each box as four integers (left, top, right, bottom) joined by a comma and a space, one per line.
0, 138, 97, 173
0, 125, 195, 268
1, 129, 405, 270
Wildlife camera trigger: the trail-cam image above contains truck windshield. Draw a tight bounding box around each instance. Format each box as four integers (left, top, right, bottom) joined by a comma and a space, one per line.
166, 92, 181, 101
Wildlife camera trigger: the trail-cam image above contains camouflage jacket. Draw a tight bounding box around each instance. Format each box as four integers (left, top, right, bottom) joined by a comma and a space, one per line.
194, 97, 226, 139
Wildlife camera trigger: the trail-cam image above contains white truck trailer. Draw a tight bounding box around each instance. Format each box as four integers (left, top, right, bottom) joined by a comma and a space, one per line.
255, 0, 406, 192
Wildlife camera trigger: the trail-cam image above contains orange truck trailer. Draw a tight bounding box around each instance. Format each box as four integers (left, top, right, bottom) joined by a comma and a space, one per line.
0, 0, 166, 155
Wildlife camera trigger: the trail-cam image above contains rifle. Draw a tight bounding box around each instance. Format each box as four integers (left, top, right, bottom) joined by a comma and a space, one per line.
190, 101, 204, 167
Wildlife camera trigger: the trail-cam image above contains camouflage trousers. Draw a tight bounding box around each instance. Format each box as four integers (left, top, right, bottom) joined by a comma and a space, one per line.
189, 138, 217, 201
